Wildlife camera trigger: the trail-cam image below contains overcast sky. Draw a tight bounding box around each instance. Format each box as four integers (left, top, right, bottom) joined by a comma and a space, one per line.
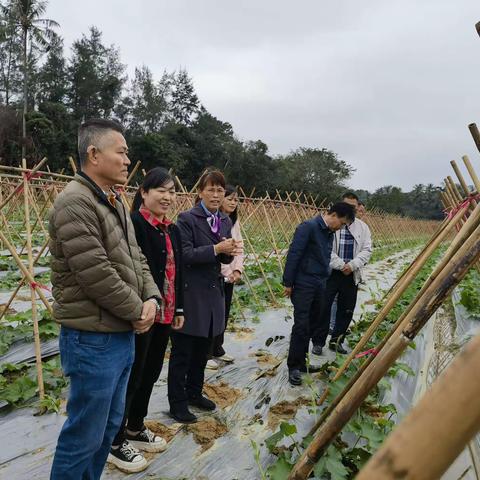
47, 0, 480, 191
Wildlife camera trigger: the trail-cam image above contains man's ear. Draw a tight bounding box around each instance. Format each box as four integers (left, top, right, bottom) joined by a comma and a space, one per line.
86, 145, 98, 166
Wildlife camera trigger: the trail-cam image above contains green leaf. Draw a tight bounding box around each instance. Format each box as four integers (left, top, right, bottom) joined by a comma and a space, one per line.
38, 394, 61, 413
265, 430, 285, 452
358, 422, 385, 450
388, 362, 415, 378
279, 422, 297, 437
345, 447, 372, 471
0, 375, 37, 404
313, 445, 349, 480
266, 456, 293, 480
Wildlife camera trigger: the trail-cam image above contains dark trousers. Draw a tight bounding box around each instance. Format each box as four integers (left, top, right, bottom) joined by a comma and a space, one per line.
211, 281, 234, 357
112, 323, 171, 446
312, 270, 358, 347
287, 283, 326, 370
168, 331, 212, 411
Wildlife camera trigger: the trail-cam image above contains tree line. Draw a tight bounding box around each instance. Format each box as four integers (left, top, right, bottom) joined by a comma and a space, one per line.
0, 0, 444, 219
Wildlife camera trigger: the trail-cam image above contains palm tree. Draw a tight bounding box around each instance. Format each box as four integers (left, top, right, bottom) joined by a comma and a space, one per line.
4, 0, 58, 160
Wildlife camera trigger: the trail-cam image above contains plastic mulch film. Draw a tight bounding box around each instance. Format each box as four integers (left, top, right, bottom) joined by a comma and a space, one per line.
0, 252, 417, 480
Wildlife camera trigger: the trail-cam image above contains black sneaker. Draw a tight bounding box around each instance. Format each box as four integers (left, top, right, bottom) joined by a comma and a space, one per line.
126, 426, 167, 453
188, 395, 216, 411
107, 440, 148, 473
288, 369, 302, 386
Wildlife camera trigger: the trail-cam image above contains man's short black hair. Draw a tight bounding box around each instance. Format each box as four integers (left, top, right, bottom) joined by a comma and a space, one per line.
327, 202, 355, 222
78, 118, 125, 168
342, 191, 359, 201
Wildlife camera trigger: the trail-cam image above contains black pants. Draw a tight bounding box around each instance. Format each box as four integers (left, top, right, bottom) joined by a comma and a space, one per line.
287, 283, 326, 370
211, 281, 234, 357
112, 323, 171, 446
312, 270, 358, 347
168, 331, 212, 411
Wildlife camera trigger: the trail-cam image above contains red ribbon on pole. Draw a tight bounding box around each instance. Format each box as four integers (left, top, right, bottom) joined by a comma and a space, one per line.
14, 171, 44, 195
444, 193, 480, 220
30, 281, 52, 293
355, 348, 378, 359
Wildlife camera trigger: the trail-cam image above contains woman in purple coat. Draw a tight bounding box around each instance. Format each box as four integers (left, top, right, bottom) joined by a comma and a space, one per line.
167, 170, 242, 423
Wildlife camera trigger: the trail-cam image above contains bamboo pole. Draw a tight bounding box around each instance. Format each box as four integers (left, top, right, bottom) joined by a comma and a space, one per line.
451, 160, 472, 197
0, 157, 47, 211
125, 160, 141, 186
69, 156, 77, 174
0, 229, 52, 312
463, 157, 480, 196
447, 176, 463, 203
22, 159, 45, 401
289, 220, 480, 479
468, 122, 480, 152
239, 223, 279, 306
0, 239, 49, 320
356, 332, 480, 480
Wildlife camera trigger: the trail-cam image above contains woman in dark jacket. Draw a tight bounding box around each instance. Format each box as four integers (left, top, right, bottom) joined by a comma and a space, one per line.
108, 168, 184, 473
167, 170, 242, 423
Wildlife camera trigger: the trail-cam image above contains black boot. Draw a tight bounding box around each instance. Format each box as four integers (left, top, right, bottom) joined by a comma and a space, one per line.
169, 403, 197, 424
188, 395, 216, 411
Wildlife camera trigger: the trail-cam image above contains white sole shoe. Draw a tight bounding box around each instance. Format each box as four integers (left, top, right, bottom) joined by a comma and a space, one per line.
129, 437, 167, 453
107, 452, 148, 473
206, 359, 219, 370
216, 354, 234, 363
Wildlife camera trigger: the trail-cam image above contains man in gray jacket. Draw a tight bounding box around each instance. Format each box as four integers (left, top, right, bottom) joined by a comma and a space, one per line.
49, 119, 161, 480
312, 192, 372, 354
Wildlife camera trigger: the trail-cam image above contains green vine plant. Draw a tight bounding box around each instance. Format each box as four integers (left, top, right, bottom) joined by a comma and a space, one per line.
457, 269, 480, 318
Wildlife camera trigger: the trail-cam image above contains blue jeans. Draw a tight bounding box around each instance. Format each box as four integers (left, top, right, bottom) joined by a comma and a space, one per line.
50, 326, 134, 480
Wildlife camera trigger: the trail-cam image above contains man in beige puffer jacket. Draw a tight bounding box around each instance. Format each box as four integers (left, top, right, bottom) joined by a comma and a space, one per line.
50, 119, 161, 480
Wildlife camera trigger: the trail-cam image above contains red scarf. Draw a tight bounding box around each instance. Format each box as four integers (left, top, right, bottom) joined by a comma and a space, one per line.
139, 206, 176, 324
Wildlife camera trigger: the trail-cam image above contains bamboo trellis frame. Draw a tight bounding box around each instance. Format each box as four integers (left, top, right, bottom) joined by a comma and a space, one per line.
0, 161, 439, 408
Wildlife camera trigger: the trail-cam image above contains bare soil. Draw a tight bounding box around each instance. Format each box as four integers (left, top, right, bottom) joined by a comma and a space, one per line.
144, 420, 182, 443
186, 417, 229, 452
267, 397, 312, 429
203, 381, 242, 409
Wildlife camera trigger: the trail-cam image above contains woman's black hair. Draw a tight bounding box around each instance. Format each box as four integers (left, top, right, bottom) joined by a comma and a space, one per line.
222, 184, 239, 225
132, 167, 175, 211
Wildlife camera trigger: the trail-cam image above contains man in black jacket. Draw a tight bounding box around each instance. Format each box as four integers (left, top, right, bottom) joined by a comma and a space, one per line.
283, 203, 355, 386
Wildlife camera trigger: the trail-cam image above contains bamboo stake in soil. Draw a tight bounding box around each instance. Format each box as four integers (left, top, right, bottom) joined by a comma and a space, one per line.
451, 160, 473, 197
22, 159, 45, 401
356, 332, 480, 480
289, 220, 480, 480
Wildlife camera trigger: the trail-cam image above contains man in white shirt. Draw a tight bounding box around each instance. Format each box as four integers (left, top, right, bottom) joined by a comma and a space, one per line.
312, 192, 372, 354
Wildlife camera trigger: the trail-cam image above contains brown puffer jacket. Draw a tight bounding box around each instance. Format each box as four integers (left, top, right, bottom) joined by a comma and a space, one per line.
48, 173, 160, 332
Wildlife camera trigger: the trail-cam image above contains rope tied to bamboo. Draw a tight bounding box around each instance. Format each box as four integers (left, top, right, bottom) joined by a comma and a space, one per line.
354, 347, 378, 359
13, 171, 44, 195
30, 281, 52, 293
444, 192, 480, 219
